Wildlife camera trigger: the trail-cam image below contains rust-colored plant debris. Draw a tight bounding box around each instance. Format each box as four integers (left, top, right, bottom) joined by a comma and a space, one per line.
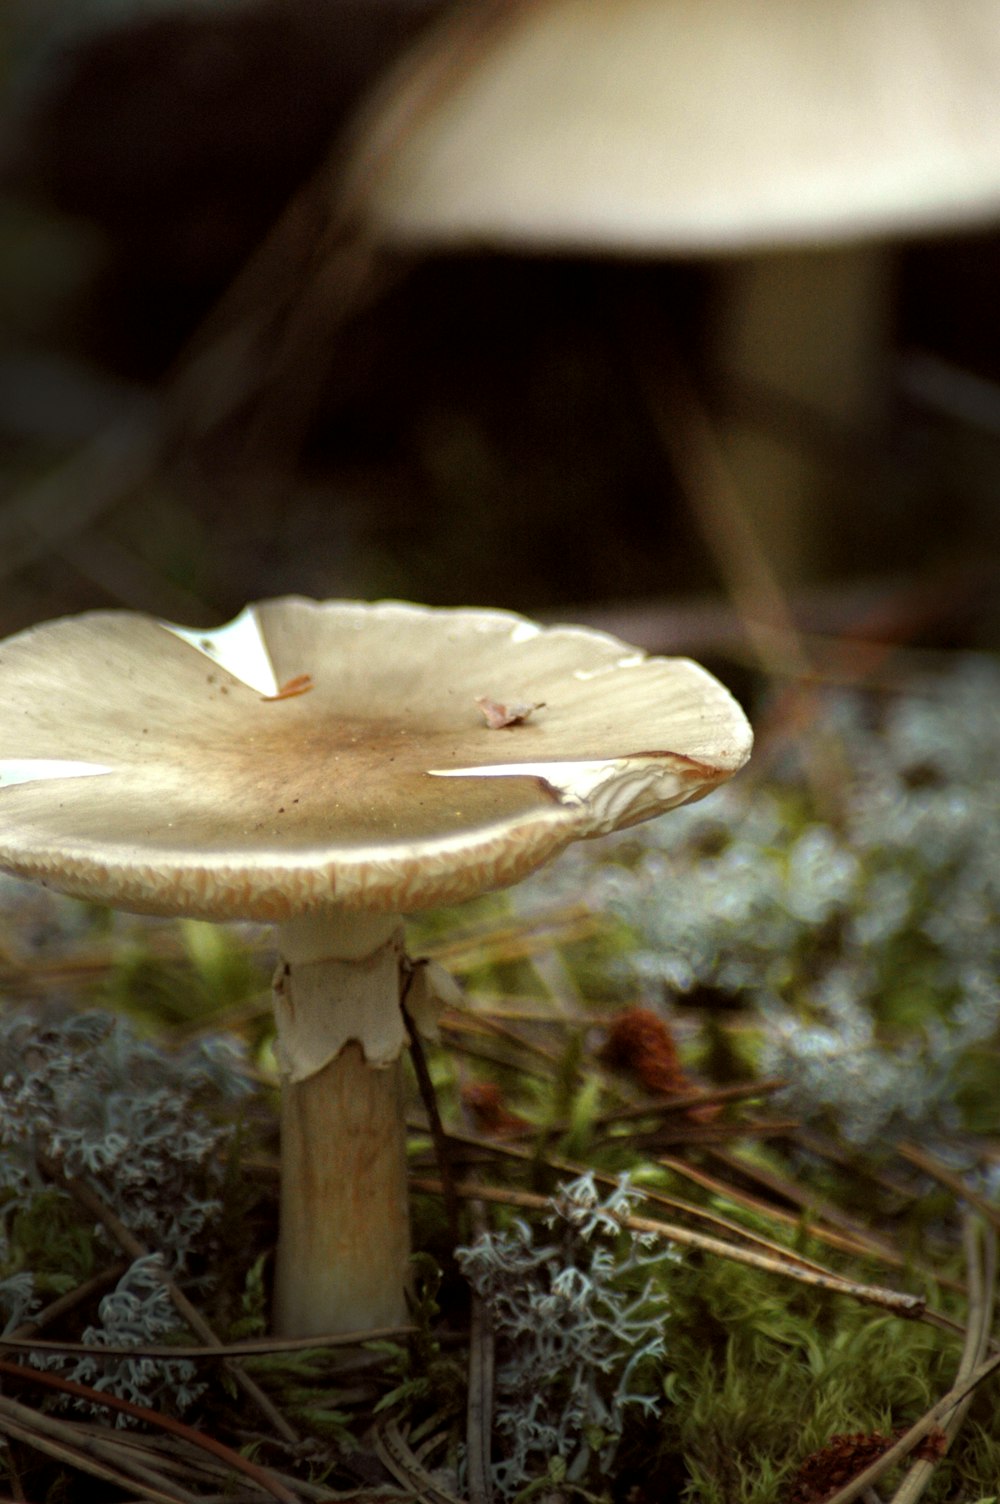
461, 1080, 530, 1138
787, 1426, 948, 1503
599, 1005, 691, 1095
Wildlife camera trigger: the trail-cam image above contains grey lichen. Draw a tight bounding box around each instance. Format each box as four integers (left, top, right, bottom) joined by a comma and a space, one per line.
43, 1254, 204, 1415
513, 656, 1000, 1147
0, 1270, 37, 1335
0, 1007, 253, 1413
457, 1173, 674, 1497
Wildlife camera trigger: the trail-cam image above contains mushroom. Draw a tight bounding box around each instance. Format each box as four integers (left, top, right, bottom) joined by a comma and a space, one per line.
0, 597, 751, 1335
350, 0, 1000, 580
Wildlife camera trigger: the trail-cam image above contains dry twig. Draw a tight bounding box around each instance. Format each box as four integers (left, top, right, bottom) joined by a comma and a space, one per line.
411, 1177, 925, 1320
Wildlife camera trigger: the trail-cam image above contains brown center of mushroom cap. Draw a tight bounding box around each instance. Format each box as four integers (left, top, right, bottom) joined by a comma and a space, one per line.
143, 703, 576, 846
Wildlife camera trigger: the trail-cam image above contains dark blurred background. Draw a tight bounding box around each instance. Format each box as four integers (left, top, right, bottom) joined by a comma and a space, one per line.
1, 0, 999, 676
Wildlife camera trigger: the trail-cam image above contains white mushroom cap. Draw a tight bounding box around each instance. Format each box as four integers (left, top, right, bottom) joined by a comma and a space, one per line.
0, 598, 751, 921
358, 0, 1000, 254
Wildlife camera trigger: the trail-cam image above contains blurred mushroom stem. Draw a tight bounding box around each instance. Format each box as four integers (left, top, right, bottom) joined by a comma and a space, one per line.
272, 910, 411, 1336
708, 243, 891, 584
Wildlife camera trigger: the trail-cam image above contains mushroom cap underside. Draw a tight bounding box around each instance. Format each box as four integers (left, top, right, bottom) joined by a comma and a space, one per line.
357, 0, 1000, 253
0, 598, 752, 920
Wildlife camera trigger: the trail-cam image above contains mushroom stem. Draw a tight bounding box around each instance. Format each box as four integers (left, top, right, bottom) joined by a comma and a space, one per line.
272, 910, 411, 1336
709, 243, 891, 584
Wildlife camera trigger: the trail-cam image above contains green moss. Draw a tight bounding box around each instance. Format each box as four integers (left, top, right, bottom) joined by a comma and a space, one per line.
653, 1254, 968, 1503
3, 1188, 98, 1293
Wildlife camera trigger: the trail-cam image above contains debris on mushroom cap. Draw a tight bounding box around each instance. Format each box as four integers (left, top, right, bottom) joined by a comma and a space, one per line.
475, 695, 545, 729
0, 598, 752, 922
263, 673, 314, 702
358, 0, 1000, 253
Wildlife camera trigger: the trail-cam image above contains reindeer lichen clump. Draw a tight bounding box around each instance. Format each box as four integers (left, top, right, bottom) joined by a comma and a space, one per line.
0, 1009, 253, 1412
457, 1174, 675, 1496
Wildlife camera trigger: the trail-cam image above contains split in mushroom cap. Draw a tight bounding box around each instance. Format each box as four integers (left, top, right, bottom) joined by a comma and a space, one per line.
0, 597, 751, 920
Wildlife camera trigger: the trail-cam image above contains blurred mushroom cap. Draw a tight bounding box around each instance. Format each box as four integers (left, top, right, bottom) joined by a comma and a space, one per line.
358, 0, 1000, 254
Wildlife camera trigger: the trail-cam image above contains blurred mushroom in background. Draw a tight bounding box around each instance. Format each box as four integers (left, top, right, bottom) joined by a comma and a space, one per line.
2, 0, 1000, 638
351, 0, 1000, 585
